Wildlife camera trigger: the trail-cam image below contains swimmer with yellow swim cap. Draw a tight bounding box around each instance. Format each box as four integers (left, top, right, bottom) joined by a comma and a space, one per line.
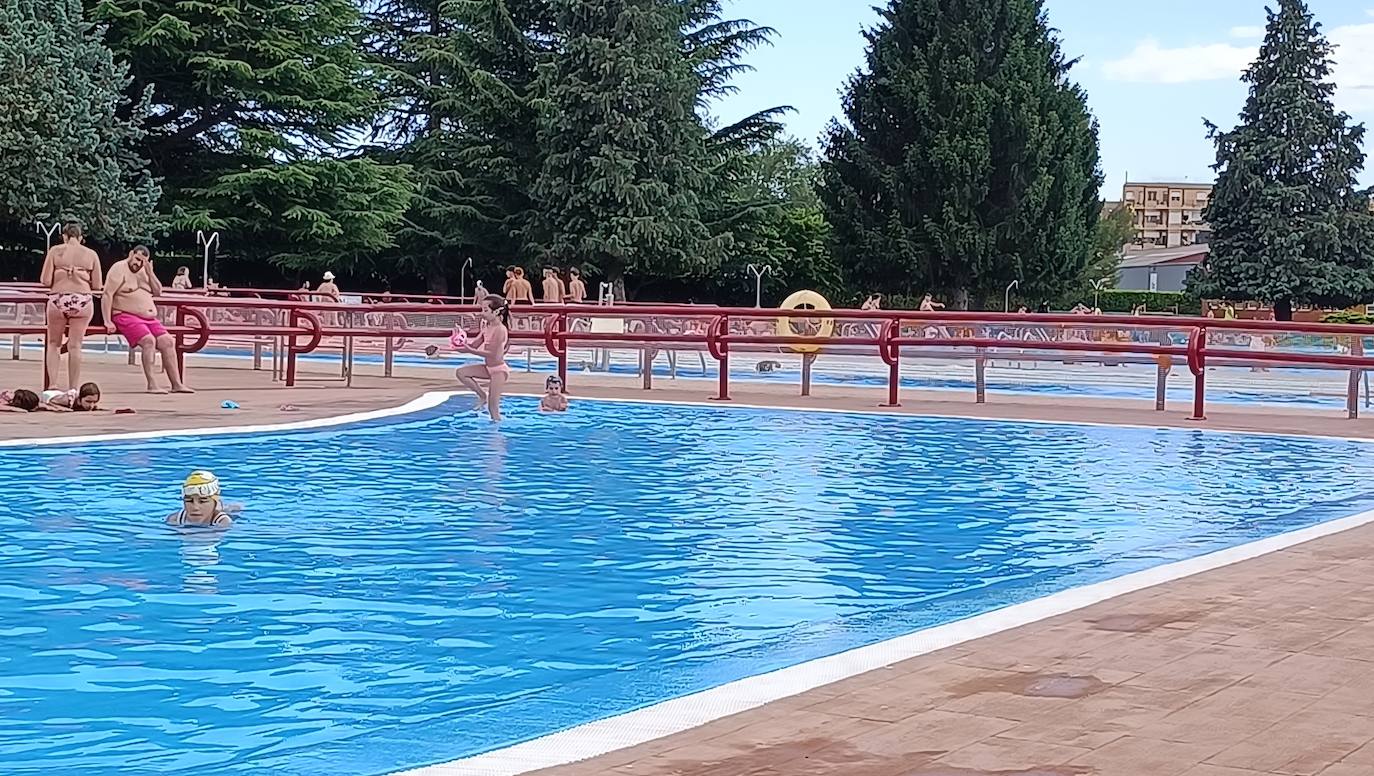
166, 470, 238, 528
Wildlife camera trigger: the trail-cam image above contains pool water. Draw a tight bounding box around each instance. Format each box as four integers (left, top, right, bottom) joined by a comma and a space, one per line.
3, 397, 1374, 775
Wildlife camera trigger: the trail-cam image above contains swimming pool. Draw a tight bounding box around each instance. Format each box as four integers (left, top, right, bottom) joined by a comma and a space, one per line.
3, 397, 1374, 775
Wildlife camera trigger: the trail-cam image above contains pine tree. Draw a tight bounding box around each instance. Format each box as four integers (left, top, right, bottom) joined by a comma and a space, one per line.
368, 0, 552, 292
0, 0, 159, 241
1189, 0, 1374, 320
89, 0, 410, 275
529, 0, 721, 297
818, 0, 1102, 308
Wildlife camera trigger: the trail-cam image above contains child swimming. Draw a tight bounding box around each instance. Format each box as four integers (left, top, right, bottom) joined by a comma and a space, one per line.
540, 375, 569, 412
40, 382, 101, 412
167, 470, 237, 528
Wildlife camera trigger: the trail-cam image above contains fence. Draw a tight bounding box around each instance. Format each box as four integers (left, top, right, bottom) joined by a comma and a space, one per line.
3, 291, 1374, 421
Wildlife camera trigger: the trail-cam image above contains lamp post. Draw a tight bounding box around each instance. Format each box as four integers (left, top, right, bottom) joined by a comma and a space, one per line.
459, 257, 473, 303
1091, 278, 1110, 310
196, 231, 220, 288
35, 221, 60, 251
746, 263, 773, 308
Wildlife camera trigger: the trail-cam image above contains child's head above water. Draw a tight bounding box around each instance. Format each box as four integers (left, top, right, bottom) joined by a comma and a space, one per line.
545, 376, 564, 394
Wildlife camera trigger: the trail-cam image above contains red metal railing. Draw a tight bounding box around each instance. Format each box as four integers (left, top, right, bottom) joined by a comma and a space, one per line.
5, 292, 1374, 419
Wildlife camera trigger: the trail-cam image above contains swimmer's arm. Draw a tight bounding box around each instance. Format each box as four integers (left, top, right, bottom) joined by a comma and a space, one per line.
41, 401, 71, 412
0, 405, 27, 413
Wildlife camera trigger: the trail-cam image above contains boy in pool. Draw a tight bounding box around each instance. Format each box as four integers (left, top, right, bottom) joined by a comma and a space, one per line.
167, 470, 239, 528
539, 375, 568, 412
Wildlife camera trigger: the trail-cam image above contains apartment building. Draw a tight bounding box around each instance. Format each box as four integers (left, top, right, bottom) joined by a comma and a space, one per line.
1121, 181, 1213, 253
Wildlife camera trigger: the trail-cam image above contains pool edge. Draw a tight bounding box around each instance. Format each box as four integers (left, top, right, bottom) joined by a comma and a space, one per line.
392, 504, 1374, 776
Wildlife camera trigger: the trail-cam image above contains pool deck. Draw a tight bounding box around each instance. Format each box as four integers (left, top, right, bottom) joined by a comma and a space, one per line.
6, 355, 1374, 776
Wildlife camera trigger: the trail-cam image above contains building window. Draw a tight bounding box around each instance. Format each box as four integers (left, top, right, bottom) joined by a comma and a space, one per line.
1146, 191, 1158, 202
1125, 191, 1136, 201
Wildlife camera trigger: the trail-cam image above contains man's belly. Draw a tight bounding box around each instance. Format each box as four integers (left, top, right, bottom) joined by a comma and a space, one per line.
113, 293, 157, 319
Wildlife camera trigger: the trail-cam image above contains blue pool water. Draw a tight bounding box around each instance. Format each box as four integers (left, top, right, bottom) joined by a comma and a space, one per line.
3, 398, 1374, 775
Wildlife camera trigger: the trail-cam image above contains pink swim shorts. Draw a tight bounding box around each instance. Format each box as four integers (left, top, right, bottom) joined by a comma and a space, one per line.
111, 311, 168, 346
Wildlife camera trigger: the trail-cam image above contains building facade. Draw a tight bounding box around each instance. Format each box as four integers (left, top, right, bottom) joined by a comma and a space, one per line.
1115, 245, 1209, 293
1121, 181, 1213, 253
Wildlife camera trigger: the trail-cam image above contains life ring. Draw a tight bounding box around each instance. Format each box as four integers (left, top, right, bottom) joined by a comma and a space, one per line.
777, 290, 834, 354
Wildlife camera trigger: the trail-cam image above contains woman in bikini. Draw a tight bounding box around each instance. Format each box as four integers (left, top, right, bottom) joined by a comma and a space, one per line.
455, 295, 512, 422
39, 223, 102, 390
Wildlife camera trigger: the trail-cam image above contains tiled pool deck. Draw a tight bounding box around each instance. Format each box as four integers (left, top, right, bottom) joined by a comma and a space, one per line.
5, 355, 1374, 776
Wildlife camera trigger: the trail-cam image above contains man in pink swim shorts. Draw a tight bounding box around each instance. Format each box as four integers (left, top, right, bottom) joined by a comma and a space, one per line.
102, 246, 194, 394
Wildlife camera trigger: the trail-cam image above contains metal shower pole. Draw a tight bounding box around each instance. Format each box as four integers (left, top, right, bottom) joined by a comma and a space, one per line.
196, 230, 220, 288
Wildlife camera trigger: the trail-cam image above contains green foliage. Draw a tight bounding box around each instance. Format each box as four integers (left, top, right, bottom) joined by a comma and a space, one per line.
175, 158, 417, 272
529, 0, 722, 295
1091, 203, 1137, 282
818, 0, 1103, 309
1321, 310, 1374, 325
1096, 290, 1201, 316
91, 0, 409, 275
1188, 0, 1374, 321
367, 0, 552, 292
0, 0, 160, 241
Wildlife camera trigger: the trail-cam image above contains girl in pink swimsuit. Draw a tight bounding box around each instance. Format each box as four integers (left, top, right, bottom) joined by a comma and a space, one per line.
455, 295, 512, 422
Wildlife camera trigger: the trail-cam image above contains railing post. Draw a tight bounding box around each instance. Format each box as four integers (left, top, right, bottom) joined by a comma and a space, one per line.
879, 318, 900, 407
1155, 357, 1170, 411
975, 354, 986, 404
706, 314, 730, 401
1188, 326, 1207, 421
801, 352, 815, 396
1348, 336, 1363, 420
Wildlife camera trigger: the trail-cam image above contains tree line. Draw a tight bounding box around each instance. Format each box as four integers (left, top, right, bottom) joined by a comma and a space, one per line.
24, 0, 1359, 312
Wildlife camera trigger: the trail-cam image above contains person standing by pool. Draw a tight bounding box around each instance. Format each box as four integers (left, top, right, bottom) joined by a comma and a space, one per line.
167, 470, 235, 528
171, 266, 193, 290
316, 272, 341, 303
509, 268, 534, 305
566, 267, 586, 303
103, 246, 194, 394
541, 268, 563, 304
455, 295, 512, 422
473, 280, 489, 306
40, 223, 102, 391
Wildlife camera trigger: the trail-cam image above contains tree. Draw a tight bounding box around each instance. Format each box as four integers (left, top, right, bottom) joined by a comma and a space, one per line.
1188, 0, 1374, 320
367, 0, 553, 292
89, 0, 411, 276
1083, 202, 1136, 291
818, 0, 1103, 309
529, 0, 722, 298
0, 0, 159, 242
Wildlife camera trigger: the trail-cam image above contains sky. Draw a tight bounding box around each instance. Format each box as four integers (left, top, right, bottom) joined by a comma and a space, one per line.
713, 0, 1374, 193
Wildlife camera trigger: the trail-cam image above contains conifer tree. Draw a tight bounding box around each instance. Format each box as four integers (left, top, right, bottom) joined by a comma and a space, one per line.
818, 0, 1102, 308
1189, 0, 1374, 320
0, 0, 159, 241
529, 0, 721, 297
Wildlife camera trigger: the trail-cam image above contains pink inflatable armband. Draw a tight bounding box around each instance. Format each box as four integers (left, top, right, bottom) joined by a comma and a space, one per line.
450, 328, 468, 350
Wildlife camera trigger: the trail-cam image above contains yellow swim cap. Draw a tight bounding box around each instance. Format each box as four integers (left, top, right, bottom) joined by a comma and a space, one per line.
182, 470, 221, 498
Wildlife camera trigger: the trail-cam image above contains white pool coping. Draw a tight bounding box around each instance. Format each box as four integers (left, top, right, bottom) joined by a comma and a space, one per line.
4, 390, 1374, 775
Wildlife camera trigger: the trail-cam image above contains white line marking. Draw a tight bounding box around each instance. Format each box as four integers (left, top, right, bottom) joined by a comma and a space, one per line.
0, 392, 452, 448
394, 506, 1374, 776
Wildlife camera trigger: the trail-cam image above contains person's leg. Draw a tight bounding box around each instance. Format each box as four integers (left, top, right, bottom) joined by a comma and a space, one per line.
455, 364, 491, 405
65, 304, 93, 389
154, 333, 194, 392
43, 301, 66, 390
487, 368, 509, 422
136, 335, 161, 392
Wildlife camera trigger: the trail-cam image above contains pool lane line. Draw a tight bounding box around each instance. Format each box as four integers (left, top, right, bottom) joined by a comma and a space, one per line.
0, 391, 452, 448
395, 504, 1374, 776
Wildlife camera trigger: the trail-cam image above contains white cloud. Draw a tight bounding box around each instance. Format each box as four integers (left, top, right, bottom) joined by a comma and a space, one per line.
1229, 25, 1265, 39
1331, 22, 1374, 113
1102, 18, 1374, 115
1101, 40, 1254, 84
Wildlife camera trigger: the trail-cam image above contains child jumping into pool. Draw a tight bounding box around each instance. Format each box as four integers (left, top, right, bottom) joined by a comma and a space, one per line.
167, 470, 237, 528
455, 295, 512, 422
540, 375, 568, 413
